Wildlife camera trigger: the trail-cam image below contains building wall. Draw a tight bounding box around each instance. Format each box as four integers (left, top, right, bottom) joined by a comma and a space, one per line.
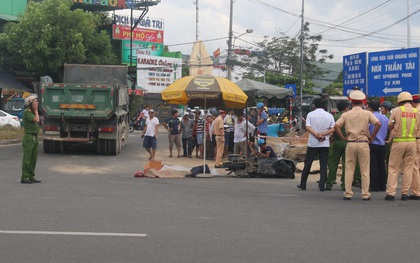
0, 0, 27, 16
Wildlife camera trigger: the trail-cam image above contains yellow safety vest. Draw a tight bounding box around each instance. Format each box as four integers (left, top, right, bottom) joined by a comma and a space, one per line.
393, 106, 417, 142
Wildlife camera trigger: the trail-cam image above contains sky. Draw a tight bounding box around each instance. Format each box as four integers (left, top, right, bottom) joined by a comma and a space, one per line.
115, 0, 420, 78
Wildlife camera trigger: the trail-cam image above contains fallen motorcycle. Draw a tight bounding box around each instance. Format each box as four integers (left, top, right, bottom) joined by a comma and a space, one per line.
222, 154, 296, 179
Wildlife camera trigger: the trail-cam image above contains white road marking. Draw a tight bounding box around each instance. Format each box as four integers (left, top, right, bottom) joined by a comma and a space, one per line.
0, 230, 147, 237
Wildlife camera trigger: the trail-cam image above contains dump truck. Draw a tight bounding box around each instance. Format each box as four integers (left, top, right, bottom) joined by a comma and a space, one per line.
40, 64, 129, 155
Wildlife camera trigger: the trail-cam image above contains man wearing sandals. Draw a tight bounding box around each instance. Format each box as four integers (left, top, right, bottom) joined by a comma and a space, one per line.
141, 109, 159, 161
164, 110, 181, 158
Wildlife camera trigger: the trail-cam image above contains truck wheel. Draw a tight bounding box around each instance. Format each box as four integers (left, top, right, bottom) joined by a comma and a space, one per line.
116, 124, 122, 154
43, 140, 52, 153
53, 141, 64, 153
109, 139, 117, 156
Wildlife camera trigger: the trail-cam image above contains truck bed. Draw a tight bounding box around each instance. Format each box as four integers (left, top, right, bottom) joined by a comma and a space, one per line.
40, 83, 115, 119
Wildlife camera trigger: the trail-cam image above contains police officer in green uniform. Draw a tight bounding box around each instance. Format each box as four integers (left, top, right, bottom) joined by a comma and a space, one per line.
326, 101, 349, 191
21, 94, 41, 184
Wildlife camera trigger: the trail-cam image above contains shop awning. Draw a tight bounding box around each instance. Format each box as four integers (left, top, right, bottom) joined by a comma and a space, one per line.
0, 14, 18, 22
0, 72, 32, 91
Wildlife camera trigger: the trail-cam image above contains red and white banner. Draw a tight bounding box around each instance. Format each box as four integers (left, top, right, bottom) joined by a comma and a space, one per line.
112, 25, 164, 43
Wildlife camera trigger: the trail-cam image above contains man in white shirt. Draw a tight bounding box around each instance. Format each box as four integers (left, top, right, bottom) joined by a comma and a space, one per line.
297, 98, 335, 191
141, 109, 159, 161
234, 112, 256, 155
141, 106, 150, 128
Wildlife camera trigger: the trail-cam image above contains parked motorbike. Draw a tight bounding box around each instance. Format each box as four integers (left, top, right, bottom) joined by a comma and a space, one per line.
128, 116, 143, 133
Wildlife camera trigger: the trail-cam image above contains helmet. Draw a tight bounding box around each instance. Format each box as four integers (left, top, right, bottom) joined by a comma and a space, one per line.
397, 91, 413, 103
24, 94, 38, 106
187, 107, 191, 111
349, 90, 365, 101
256, 102, 264, 109
412, 94, 419, 103
257, 138, 266, 146
380, 101, 393, 110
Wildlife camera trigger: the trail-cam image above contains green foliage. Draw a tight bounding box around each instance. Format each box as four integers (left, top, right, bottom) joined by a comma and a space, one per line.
129, 95, 144, 118
0, 0, 116, 75
323, 82, 343, 95
182, 64, 189, 77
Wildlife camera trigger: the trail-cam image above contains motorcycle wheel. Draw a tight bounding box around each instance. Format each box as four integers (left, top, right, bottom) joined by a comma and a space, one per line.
128, 123, 134, 133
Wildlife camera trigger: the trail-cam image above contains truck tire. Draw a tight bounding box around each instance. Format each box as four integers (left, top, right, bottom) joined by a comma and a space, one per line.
97, 139, 117, 155
109, 139, 117, 156
43, 140, 53, 153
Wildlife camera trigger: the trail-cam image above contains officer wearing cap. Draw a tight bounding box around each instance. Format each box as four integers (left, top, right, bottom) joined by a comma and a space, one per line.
408, 94, 420, 200
334, 90, 381, 200
214, 109, 227, 168
385, 92, 420, 201
21, 94, 41, 184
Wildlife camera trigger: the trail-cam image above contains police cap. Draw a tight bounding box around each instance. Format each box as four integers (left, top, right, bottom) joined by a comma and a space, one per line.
349, 90, 366, 102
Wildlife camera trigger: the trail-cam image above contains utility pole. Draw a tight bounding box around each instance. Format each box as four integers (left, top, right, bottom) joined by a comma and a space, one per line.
227, 0, 234, 80
407, 0, 411, 48
195, 0, 199, 41
298, 0, 304, 130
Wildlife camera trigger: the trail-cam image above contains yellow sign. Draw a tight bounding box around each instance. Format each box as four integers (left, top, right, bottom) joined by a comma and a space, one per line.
194, 78, 214, 87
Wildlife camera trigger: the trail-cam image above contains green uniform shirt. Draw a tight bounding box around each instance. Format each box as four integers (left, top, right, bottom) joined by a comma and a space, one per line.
333, 111, 346, 140
23, 108, 40, 135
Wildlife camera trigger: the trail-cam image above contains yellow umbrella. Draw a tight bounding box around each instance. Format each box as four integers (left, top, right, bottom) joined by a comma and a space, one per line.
162, 75, 248, 174
161, 74, 248, 109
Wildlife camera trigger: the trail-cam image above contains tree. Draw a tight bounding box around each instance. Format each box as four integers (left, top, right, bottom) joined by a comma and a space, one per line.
0, 0, 116, 76
239, 22, 333, 94
323, 70, 343, 95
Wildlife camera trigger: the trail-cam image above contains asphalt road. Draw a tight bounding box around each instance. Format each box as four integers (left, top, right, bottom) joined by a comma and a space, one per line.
0, 130, 419, 263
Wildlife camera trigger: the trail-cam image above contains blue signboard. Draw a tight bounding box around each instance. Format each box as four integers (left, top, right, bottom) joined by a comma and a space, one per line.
368, 47, 420, 97
343, 52, 367, 95
285, 84, 296, 98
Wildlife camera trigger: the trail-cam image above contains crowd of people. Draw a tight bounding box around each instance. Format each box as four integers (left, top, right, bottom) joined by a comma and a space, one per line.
298, 90, 420, 201
139, 104, 272, 167
139, 89, 420, 202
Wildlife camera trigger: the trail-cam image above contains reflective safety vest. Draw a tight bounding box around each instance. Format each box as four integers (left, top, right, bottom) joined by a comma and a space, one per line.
394, 106, 418, 142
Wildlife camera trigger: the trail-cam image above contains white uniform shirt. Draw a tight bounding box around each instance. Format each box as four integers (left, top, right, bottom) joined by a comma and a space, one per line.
306, 108, 335, 147
145, 117, 159, 137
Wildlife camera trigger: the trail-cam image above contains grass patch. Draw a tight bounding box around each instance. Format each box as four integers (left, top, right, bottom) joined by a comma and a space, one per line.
0, 126, 25, 140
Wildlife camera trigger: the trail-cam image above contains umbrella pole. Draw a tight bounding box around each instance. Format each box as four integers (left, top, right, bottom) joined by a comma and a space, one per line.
203, 99, 207, 174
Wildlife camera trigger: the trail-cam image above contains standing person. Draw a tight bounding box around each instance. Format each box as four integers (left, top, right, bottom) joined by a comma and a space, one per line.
256, 102, 268, 139
410, 94, 420, 200
224, 110, 236, 154
385, 92, 420, 201
326, 100, 349, 191
195, 110, 205, 158
366, 101, 389, 192
214, 110, 227, 168
141, 105, 150, 128
163, 110, 181, 158
334, 90, 381, 200
380, 101, 393, 175
233, 112, 256, 155
141, 109, 159, 161
210, 112, 218, 159
186, 108, 194, 120
205, 115, 215, 159
297, 98, 335, 191
180, 115, 194, 158
21, 94, 41, 184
